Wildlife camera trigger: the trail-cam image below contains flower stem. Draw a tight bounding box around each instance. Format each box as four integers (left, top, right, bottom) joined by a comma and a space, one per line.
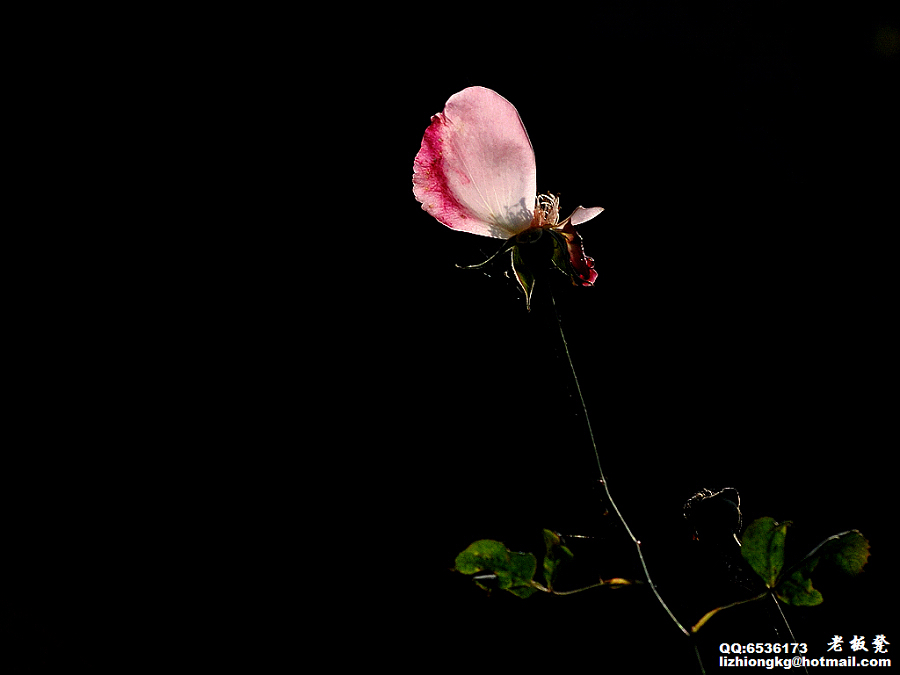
550, 292, 705, 674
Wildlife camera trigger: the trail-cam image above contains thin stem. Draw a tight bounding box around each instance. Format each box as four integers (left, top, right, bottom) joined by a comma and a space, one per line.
770, 593, 809, 675
551, 579, 640, 595
691, 592, 768, 633
550, 292, 705, 674
768, 592, 797, 642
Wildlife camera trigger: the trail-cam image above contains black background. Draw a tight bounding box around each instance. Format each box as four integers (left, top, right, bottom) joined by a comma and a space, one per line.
373, 4, 895, 673
4, 3, 895, 672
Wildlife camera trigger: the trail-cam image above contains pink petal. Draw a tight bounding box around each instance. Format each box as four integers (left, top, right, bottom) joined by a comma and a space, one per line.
569, 206, 604, 226
412, 87, 537, 239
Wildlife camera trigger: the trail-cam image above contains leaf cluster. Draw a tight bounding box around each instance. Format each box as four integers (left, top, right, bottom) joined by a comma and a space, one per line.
453, 529, 621, 598
452, 517, 870, 646
692, 517, 870, 632
454, 538, 541, 598
740, 517, 869, 606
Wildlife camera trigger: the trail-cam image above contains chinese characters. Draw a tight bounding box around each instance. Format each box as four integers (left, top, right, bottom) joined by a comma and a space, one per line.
827, 635, 889, 653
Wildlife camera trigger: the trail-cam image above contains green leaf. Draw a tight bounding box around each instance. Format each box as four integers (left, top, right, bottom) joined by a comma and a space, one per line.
454, 539, 510, 574
804, 530, 870, 576
774, 529, 869, 607
503, 550, 537, 589
542, 557, 560, 590
541, 529, 574, 590
454, 539, 539, 598
776, 566, 824, 606
542, 529, 562, 551
741, 517, 792, 588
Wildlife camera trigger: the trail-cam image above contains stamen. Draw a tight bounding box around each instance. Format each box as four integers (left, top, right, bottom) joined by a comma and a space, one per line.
534, 193, 561, 228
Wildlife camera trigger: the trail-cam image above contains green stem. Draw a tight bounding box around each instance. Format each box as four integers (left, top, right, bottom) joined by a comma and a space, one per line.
691, 592, 768, 632
550, 292, 705, 674
551, 579, 640, 595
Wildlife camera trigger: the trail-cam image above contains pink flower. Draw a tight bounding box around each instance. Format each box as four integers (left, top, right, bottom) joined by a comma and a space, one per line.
412, 86, 603, 306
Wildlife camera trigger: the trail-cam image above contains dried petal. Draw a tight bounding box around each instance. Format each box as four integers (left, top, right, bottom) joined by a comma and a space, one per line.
557, 207, 603, 286
412, 87, 537, 239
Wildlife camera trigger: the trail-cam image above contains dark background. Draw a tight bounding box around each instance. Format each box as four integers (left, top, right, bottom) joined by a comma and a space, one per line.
374, 4, 895, 673
4, 3, 895, 672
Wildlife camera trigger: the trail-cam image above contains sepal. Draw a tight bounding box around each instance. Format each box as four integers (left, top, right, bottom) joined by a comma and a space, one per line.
455, 237, 518, 270
511, 245, 536, 311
